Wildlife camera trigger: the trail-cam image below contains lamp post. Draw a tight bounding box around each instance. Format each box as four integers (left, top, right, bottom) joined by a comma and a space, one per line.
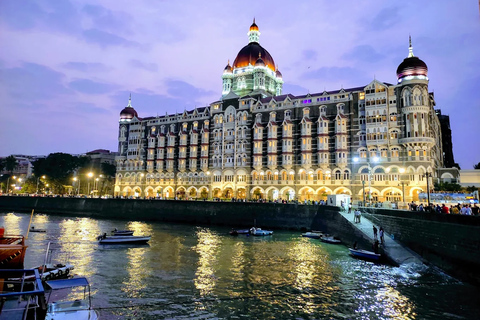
423, 171, 433, 205
362, 180, 366, 207
87, 172, 93, 196
353, 156, 378, 206
6, 176, 16, 194
399, 168, 406, 204
36, 175, 46, 194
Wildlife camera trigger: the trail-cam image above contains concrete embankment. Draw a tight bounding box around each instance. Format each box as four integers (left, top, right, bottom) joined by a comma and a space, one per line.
0, 196, 318, 230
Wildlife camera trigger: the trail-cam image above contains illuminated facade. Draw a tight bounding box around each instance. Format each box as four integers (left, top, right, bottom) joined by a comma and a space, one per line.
114, 22, 446, 204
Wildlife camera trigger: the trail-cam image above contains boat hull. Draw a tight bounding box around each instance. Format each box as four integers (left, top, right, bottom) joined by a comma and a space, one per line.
349, 248, 381, 261
302, 232, 322, 239
320, 237, 342, 244
98, 236, 151, 244
0, 235, 27, 269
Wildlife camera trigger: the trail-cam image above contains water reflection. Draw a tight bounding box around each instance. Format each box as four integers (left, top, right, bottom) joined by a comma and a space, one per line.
375, 285, 416, 319
58, 218, 100, 277
3, 212, 22, 234
122, 246, 149, 298
193, 228, 221, 297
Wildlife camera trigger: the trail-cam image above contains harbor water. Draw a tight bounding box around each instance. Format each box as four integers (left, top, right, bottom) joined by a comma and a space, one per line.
1, 211, 479, 319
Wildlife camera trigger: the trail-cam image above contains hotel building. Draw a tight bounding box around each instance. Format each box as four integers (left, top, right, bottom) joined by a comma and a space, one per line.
114, 21, 449, 204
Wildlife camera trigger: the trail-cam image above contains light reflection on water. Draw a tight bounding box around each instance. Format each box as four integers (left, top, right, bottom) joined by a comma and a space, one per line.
1, 212, 480, 320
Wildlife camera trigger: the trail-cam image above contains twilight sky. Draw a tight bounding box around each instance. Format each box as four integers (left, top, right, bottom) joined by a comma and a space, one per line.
0, 0, 479, 169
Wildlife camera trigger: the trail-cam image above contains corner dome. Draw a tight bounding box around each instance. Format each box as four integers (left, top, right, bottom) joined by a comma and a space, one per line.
223, 61, 232, 74
250, 19, 259, 32
275, 69, 282, 79
396, 36, 428, 82
396, 56, 428, 80
233, 42, 275, 72
120, 96, 138, 121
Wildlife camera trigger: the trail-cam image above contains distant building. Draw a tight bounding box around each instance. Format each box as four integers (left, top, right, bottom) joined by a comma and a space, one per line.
114, 21, 452, 204
85, 149, 117, 166
435, 110, 456, 168
0, 154, 46, 178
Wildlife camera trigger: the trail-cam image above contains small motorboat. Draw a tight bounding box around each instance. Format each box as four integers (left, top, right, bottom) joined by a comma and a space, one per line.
112, 229, 134, 236
249, 227, 273, 236
11, 263, 74, 282
45, 277, 99, 320
349, 248, 381, 261
29, 226, 47, 233
229, 229, 250, 236
320, 236, 342, 244
97, 234, 151, 244
302, 232, 323, 239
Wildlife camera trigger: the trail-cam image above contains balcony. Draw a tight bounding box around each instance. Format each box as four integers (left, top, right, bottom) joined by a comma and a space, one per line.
399, 137, 435, 145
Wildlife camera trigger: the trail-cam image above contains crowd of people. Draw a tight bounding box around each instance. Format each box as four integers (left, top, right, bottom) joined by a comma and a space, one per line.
408, 201, 479, 215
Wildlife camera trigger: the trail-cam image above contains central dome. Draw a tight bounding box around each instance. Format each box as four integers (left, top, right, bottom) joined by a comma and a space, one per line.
233, 42, 276, 72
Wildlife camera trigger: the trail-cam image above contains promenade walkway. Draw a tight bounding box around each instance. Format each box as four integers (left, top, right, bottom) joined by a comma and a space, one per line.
338, 208, 424, 266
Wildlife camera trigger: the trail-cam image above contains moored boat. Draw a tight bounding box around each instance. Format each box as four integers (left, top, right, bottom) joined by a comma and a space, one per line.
30, 226, 47, 233
45, 277, 99, 320
112, 229, 134, 236
11, 263, 74, 282
229, 229, 250, 236
302, 232, 323, 239
0, 227, 27, 269
97, 234, 151, 244
349, 248, 381, 261
320, 236, 342, 244
249, 227, 273, 236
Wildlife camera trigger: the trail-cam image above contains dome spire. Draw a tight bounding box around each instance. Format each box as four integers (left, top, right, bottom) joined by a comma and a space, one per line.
408, 35, 414, 58
248, 18, 260, 43
127, 93, 132, 107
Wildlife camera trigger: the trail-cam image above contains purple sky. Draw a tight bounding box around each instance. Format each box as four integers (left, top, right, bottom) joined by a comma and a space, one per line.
1, 0, 479, 169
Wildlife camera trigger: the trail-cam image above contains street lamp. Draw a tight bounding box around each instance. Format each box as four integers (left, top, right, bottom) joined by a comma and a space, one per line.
87, 172, 93, 196
36, 175, 46, 194
353, 156, 378, 206
423, 171, 433, 205
6, 176, 16, 194
72, 177, 81, 195
399, 168, 406, 204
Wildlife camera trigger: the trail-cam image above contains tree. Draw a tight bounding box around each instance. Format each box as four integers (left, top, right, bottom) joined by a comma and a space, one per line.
434, 181, 462, 192
4, 155, 18, 173
474, 162, 480, 170
33, 153, 89, 194
0, 158, 5, 173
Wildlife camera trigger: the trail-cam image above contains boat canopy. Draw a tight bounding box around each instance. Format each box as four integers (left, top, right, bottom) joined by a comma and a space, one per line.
46, 277, 89, 290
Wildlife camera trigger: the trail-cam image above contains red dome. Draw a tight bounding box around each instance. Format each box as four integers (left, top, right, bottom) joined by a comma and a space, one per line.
233, 42, 275, 72
120, 107, 138, 120
396, 56, 428, 80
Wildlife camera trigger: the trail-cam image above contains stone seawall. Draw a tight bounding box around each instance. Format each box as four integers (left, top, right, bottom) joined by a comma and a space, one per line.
0, 196, 318, 230
361, 207, 480, 286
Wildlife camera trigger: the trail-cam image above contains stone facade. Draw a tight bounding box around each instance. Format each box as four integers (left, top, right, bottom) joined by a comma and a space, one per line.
114, 22, 447, 204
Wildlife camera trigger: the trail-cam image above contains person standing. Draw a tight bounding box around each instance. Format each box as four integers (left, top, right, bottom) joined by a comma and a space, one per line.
379, 227, 384, 244
373, 225, 378, 240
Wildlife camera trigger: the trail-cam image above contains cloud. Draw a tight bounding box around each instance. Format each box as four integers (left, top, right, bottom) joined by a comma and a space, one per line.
0, 62, 70, 100
302, 50, 317, 61
369, 6, 401, 30
82, 28, 140, 48
129, 59, 158, 72
166, 80, 215, 98
342, 45, 385, 64
0, 0, 81, 34
283, 83, 309, 96
112, 81, 216, 117
69, 79, 118, 94
303, 66, 369, 84
63, 62, 110, 72
0, 1, 45, 30
82, 4, 132, 34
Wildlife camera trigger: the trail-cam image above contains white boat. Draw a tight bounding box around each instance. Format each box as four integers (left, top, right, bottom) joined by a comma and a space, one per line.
97, 234, 151, 244
349, 248, 381, 261
249, 227, 273, 236
11, 263, 74, 282
112, 229, 134, 236
320, 236, 342, 244
45, 277, 98, 320
302, 232, 323, 239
